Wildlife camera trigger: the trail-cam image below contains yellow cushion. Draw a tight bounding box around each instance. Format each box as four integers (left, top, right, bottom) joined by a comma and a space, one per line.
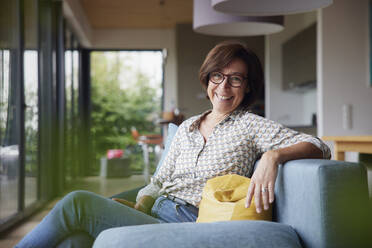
197, 174, 272, 223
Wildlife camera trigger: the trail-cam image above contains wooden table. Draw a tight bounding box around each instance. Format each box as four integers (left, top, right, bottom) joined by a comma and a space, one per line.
322, 136, 372, 161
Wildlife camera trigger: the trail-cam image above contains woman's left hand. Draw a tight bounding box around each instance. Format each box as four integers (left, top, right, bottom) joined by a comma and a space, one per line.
245, 150, 280, 213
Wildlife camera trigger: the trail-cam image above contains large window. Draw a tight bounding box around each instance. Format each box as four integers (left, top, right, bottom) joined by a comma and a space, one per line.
64, 27, 80, 180
24, 0, 39, 208
0, 0, 21, 222
0, 0, 79, 233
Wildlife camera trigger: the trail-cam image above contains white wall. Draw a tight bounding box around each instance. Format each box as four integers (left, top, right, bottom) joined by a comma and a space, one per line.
318, 0, 372, 138
93, 29, 178, 112
266, 12, 317, 126
303, 89, 317, 124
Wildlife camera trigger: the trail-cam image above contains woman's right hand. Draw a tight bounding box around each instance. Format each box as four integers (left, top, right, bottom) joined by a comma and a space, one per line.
134, 195, 155, 215
112, 195, 155, 215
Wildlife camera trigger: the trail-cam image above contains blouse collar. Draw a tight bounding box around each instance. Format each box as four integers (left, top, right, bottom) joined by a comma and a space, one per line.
188, 106, 244, 132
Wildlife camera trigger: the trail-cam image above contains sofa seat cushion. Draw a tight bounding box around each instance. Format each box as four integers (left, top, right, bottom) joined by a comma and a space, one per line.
93, 220, 302, 248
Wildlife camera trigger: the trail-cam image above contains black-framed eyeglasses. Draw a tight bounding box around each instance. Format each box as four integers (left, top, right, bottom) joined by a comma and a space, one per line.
209, 71, 247, 88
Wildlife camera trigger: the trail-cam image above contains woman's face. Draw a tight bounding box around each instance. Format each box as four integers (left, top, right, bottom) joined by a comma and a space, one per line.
207, 58, 249, 114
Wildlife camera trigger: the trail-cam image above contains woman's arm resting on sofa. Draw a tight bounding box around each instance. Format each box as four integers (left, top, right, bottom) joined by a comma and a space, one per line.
246, 142, 324, 213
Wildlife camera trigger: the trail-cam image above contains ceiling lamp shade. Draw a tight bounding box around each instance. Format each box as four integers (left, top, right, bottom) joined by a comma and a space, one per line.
212, 0, 333, 16
193, 0, 284, 36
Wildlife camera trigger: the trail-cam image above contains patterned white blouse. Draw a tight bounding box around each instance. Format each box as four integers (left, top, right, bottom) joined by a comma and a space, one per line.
137, 107, 331, 207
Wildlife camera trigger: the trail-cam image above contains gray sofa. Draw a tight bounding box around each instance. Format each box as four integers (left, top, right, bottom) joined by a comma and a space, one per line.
88, 159, 371, 248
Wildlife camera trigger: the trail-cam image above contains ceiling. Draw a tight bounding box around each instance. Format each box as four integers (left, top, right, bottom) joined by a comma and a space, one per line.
80, 0, 193, 29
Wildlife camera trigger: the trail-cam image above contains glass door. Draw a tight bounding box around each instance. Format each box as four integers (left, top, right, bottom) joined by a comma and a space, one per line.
0, 0, 21, 221
23, 0, 39, 207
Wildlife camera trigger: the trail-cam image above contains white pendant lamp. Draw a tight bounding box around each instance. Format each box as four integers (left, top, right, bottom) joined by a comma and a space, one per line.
212, 0, 333, 16
193, 0, 284, 36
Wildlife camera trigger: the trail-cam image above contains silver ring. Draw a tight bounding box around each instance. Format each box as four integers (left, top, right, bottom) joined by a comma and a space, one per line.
261, 187, 268, 193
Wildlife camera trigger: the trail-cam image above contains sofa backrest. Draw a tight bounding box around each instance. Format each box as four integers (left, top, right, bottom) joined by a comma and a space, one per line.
154, 123, 178, 176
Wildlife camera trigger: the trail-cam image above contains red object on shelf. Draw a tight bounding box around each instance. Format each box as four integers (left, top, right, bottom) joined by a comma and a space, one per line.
107, 149, 124, 159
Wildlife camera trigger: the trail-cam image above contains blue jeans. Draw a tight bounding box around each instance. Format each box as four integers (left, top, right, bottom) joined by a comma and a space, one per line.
152, 195, 198, 223
16, 191, 198, 248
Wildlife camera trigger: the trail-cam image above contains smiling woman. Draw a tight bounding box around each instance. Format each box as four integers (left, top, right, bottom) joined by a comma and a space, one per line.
136, 40, 330, 211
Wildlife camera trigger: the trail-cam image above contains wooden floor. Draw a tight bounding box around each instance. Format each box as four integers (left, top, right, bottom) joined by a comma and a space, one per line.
0, 175, 146, 247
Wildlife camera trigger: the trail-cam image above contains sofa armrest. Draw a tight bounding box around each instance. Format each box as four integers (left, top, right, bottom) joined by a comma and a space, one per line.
110, 186, 144, 202
274, 159, 371, 248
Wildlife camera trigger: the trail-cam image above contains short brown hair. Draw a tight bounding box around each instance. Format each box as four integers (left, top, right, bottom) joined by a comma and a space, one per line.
199, 40, 263, 108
